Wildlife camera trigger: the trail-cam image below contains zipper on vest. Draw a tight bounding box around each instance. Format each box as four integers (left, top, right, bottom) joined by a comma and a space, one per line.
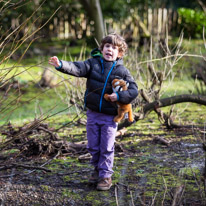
100, 57, 104, 74
99, 59, 117, 112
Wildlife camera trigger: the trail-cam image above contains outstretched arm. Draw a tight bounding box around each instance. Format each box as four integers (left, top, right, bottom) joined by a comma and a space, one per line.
49, 56, 92, 77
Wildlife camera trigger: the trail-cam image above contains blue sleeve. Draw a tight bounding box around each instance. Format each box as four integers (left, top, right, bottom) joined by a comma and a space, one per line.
115, 92, 120, 101
55, 60, 62, 70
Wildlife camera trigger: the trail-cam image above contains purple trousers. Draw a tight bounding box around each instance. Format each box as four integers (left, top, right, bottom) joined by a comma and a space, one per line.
86, 109, 117, 178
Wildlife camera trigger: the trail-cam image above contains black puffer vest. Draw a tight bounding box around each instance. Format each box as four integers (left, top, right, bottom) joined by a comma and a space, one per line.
57, 48, 138, 115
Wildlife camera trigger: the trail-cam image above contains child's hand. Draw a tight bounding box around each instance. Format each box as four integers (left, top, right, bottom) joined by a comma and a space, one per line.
49, 56, 61, 68
107, 93, 118, 102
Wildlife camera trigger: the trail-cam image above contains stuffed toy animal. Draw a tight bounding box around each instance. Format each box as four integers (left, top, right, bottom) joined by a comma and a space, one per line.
104, 79, 134, 123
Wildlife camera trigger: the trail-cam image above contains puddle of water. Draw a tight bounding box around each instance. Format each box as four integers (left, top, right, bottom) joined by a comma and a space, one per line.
180, 142, 202, 148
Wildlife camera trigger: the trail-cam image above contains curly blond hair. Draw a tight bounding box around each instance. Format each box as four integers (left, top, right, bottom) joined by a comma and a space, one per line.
99, 33, 128, 57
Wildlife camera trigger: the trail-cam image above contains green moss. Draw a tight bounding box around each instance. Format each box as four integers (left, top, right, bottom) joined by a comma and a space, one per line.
179, 167, 200, 177
40, 185, 52, 192
63, 176, 71, 182
1, 149, 19, 155
46, 163, 61, 172
62, 188, 81, 199
84, 192, 104, 205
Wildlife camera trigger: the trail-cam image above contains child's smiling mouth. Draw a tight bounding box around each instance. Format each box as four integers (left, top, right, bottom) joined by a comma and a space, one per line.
106, 53, 112, 57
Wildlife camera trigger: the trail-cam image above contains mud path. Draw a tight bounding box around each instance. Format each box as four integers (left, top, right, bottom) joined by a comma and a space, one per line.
0, 124, 206, 206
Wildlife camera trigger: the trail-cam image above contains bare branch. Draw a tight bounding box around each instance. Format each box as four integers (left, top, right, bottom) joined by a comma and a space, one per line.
143, 94, 206, 115
197, 0, 206, 13
137, 53, 206, 66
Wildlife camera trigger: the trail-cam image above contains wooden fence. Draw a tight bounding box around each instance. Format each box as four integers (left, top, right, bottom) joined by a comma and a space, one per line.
147, 8, 178, 36
10, 8, 179, 41
106, 8, 178, 37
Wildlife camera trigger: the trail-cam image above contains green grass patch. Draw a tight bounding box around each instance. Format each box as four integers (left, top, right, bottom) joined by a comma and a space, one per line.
1, 38, 205, 126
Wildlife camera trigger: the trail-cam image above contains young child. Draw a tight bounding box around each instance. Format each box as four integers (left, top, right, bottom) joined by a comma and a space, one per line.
49, 33, 138, 191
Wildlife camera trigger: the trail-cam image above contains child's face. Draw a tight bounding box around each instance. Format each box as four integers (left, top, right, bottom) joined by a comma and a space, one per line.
102, 43, 122, 61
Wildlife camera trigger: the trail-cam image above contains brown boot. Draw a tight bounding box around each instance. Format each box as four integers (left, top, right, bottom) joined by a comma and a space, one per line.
96, 178, 112, 191
89, 169, 99, 184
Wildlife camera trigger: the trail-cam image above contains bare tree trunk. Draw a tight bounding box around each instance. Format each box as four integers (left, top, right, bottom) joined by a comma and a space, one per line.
79, 0, 105, 44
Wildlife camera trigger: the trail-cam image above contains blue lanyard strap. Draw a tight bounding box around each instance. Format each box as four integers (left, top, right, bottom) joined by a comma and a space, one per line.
99, 60, 117, 112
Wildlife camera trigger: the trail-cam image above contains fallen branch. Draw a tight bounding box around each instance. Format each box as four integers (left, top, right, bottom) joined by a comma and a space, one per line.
78, 153, 91, 162
119, 94, 206, 130
116, 128, 127, 138
153, 136, 171, 146
0, 154, 58, 178
143, 94, 206, 116
140, 89, 175, 128
13, 151, 61, 181
0, 163, 51, 172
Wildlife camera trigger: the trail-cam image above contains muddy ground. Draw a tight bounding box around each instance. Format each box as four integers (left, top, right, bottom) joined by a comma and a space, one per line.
0, 119, 206, 206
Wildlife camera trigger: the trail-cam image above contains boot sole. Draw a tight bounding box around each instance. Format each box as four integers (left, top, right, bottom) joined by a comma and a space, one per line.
96, 184, 112, 191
